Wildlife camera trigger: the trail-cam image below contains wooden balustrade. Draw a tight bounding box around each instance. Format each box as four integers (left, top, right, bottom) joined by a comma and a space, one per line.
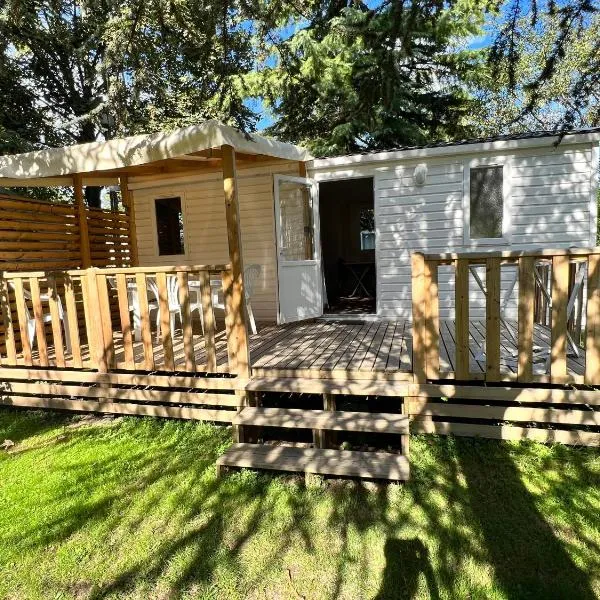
412, 248, 600, 385
0, 264, 241, 375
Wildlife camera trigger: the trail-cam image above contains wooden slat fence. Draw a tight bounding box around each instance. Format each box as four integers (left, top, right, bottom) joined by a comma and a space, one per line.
412, 248, 600, 386
0, 194, 131, 271
0, 194, 133, 354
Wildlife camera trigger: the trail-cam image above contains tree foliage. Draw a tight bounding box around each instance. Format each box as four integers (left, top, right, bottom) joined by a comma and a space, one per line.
488, 0, 600, 132
0, 0, 259, 149
254, 1, 489, 155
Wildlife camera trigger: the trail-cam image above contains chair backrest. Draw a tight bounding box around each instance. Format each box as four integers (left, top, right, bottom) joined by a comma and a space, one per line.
244, 264, 261, 300
8, 281, 32, 320
146, 276, 179, 308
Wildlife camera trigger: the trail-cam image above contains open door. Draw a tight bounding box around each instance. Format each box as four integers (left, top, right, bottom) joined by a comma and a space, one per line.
274, 175, 323, 323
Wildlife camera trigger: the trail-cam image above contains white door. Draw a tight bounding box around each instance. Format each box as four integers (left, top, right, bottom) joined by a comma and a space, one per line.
274, 175, 323, 323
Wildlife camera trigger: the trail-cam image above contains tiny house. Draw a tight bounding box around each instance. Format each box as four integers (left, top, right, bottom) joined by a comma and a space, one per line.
0, 121, 599, 481
128, 128, 600, 323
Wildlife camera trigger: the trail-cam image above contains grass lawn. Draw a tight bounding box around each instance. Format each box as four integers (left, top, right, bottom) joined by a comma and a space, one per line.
0, 409, 599, 600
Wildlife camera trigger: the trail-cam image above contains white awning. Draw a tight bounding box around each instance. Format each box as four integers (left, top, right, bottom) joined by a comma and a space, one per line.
0, 120, 311, 182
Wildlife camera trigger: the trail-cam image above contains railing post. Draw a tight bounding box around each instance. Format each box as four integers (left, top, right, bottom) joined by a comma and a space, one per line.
82, 267, 108, 373
454, 258, 470, 380
486, 257, 501, 381
585, 253, 600, 384
424, 260, 440, 379
551, 254, 569, 383
517, 256, 535, 382
411, 252, 426, 382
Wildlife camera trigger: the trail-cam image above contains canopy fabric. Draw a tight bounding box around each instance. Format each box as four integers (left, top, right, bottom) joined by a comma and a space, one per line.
0, 120, 312, 180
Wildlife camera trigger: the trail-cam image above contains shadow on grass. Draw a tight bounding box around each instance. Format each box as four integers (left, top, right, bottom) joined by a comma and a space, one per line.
1, 410, 598, 600
455, 439, 596, 600
0, 407, 74, 444
374, 538, 439, 600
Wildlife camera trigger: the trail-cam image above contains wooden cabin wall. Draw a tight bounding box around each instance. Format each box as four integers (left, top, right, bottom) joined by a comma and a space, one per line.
130, 160, 299, 323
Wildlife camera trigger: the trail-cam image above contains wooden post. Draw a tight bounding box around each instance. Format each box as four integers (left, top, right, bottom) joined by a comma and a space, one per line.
518, 256, 535, 382
455, 259, 470, 380
551, 254, 569, 383
120, 175, 139, 266
221, 144, 250, 378
74, 174, 91, 268
83, 268, 108, 373
586, 254, 600, 385
486, 257, 501, 381
424, 260, 440, 380
411, 252, 426, 382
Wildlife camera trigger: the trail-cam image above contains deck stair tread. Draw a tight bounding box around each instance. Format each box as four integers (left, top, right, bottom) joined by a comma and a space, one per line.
241, 376, 409, 396
217, 443, 410, 481
233, 406, 409, 433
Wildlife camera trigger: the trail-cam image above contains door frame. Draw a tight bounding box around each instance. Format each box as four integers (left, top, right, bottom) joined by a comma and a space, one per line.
273, 174, 323, 324
315, 174, 378, 316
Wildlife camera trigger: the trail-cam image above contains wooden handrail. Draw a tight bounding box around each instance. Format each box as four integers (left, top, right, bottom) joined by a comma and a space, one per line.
412, 249, 600, 385
422, 247, 600, 262
0, 264, 231, 279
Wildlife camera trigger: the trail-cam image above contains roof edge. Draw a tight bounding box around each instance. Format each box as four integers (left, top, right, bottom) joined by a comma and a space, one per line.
308, 129, 600, 170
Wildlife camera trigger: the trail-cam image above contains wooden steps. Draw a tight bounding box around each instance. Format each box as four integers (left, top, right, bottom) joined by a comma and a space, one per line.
217, 443, 410, 481
241, 376, 410, 396
233, 406, 409, 434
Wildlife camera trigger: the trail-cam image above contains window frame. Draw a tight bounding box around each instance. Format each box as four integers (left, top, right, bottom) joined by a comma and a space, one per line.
151, 192, 188, 259
462, 156, 512, 247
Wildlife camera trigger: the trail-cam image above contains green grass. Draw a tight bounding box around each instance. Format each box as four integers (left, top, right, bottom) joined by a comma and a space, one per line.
0, 409, 599, 600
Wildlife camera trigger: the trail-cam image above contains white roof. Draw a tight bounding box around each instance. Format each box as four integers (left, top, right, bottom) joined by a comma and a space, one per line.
0, 120, 312, 181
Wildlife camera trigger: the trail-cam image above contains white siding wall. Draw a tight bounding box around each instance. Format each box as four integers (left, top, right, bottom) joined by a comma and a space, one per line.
312, 143, 597, 320
130, 160, 298, 323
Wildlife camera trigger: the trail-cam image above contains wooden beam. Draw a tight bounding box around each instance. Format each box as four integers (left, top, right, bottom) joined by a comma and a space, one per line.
518, 256, 535, 382
119, 175, 139, 266
74, 174, 91, 267
551, 254, 569, 383
221, 144, 250, 377
486, 257, 501, 381
411, 252, 426, 382
454, 259, 470, 379
586, 254, 600, 384
424, 260, 440, 379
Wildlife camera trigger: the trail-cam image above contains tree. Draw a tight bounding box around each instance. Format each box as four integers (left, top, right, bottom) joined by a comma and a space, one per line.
252, 0, 489, 155
488, 0, 600, 132
0, 0, 259, 205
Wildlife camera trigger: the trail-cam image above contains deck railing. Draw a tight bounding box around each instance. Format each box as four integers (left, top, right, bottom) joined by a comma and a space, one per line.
0, 264, 243, 376
412, 248, 600, 385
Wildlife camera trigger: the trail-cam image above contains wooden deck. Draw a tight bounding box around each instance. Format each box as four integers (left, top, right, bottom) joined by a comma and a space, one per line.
18, 318, 586, 380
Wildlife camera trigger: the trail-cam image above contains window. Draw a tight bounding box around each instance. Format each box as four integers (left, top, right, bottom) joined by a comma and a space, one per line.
360, 208, 375, 250
155, 196, 185, 255
469, 166, 504, 240
278, 180, 314, 260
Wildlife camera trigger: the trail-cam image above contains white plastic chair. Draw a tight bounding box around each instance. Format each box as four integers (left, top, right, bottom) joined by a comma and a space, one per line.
10, 282, 71, 354
244, 264, 261, 335
107, 276, 159, 342
213, 264, 261, 334
148, 275, 204, 342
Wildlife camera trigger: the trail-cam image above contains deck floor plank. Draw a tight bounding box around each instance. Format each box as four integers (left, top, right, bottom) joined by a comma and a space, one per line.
15, 318, 585, 379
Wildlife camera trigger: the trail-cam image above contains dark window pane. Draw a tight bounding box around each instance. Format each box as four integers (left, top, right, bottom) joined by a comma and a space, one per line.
155, 197, 184, 255
470, 166, 503, 239
360, 208, 375, 250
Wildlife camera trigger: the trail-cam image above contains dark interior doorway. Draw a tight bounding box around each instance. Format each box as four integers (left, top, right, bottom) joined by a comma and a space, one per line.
319, 177, 376, 314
